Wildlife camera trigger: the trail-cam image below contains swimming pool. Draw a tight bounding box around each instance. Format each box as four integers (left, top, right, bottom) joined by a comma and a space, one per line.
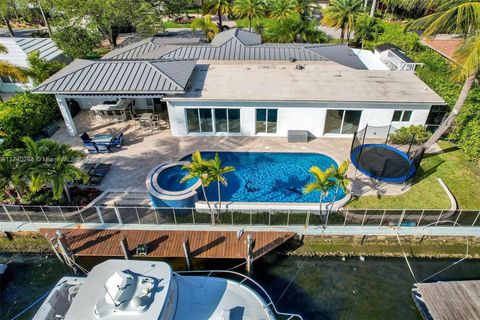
168, 151, 346, 204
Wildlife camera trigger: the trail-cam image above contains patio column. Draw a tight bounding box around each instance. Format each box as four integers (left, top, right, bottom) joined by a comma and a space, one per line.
56, 96, 77, 137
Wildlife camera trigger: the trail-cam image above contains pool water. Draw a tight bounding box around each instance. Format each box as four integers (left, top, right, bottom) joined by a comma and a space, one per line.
157, 165, 198, 192
174, 152, 345, 203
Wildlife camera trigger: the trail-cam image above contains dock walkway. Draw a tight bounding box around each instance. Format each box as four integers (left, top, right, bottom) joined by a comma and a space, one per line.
40, 228, 295, 260
413, 280, 480, 320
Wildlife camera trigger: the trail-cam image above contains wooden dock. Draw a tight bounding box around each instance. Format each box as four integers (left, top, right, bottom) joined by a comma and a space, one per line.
39, 228, 295, 260
413, 280, 480, 320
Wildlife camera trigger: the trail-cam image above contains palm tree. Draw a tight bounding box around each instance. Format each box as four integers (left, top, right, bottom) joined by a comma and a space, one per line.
321, 0, 363, 43
265, 13, 328, 43
0, 156, 23, 202
407, 2, 480, 149
0, 44, 28, 83
27, 51, 64, 86
354, 13, 383, 48
208, 153, 235, 211
327, 160, 350, 225
268, 0, 298, 20
296, 0, 317, 21
203, 0, 233, 29
181, 151, 216, 224
18, 137, 87, 203
192, 16, 220, 42
303, 166, 335, 227
234, 0, 266, 32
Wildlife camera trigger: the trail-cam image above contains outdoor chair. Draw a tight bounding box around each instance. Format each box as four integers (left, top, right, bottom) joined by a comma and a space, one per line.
96, 144, 110, 153
84, 142, 98, 154
92, 163, 112, 177
80, 162, 96, 174
88, 175, 104, 186
111, 132, 125, 147
80, 132, 92, 143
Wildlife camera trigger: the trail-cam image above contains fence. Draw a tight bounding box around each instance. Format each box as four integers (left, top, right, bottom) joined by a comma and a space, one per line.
2, 205, 480, 229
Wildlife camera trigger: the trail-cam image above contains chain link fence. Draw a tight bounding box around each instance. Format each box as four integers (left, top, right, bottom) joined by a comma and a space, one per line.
2, 204, 480, 229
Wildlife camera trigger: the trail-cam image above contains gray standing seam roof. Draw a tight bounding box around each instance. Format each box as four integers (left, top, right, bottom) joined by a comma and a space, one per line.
100, 29, 368, 69
34, 59, 197, 94
15, 37, 64, 61
101, 37, 202, 60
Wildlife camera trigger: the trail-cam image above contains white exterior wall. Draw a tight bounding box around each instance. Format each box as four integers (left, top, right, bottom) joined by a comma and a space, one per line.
166, 100, 433, 137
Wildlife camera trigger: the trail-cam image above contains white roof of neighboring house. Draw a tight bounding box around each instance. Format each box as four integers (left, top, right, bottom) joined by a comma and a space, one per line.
0, 37, 65, 68
165, 61, 445, 105
352, 49, 390, 71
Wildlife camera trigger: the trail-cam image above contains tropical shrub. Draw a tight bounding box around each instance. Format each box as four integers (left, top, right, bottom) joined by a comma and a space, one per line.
389, 125, 432, 145
0, 93, 60, 148
52, 26, 101, 59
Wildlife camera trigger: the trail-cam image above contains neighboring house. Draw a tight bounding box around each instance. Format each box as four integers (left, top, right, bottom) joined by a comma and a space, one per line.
33, 29, 445, 138
374, 44, 422, 71
0, 37, 70, 93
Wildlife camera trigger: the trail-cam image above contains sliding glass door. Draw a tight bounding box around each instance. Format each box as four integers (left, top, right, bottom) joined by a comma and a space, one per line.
186, 108, 240, 134
324, 110, 362, 134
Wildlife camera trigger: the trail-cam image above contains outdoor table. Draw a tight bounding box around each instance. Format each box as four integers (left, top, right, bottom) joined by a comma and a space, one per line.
92, 134, 114, 145
139, 113, 153, 121
91, 99, 132, 112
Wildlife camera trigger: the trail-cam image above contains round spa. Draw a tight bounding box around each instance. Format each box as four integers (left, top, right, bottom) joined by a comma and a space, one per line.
146, 161, 202, 208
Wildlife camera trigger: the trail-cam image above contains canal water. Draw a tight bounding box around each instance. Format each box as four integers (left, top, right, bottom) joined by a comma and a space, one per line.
2, 253, 480, 320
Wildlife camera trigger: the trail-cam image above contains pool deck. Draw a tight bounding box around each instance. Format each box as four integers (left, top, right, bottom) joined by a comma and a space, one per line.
52, 111, 411, 203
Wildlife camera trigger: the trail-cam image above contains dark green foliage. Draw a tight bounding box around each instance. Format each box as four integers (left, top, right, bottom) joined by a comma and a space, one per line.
264, 14, 329, 43
364, 23, 480, 161
0, 93, 60, 148
26, 51, 64, 85
52, 26, 102, 58
389, 125, 432, 145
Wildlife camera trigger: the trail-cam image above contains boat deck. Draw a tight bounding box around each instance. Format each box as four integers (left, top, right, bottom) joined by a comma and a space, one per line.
413, 280, 480, 320
40, 228, 295, 260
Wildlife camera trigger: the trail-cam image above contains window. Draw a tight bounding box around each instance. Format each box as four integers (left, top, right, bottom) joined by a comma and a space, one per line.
392, 110, 412, 122
324, 110, 362, 134
0, 76, 13, 84
186, 108, 240, 134
256, 109, 277, 134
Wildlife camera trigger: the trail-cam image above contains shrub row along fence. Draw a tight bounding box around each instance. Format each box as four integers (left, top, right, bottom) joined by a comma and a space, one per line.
1, 205, 480, 229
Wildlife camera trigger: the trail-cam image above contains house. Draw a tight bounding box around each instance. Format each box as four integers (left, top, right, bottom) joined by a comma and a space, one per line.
33, 29, 445, 138
0, 37, 70, 94
374, 44, 422, 71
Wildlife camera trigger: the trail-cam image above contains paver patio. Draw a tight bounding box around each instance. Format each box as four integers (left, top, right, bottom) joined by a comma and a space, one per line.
52, 111, 410, 200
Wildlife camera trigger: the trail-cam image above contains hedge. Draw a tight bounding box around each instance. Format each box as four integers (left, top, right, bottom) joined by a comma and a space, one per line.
0, 93, 60, 148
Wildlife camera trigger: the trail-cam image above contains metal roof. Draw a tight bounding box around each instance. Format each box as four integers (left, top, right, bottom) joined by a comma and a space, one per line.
15, 37, 64, 61
210, 28, 261, 47
102, 37, 201, 60
100, 29, 368, 69
34, 59, 196, 95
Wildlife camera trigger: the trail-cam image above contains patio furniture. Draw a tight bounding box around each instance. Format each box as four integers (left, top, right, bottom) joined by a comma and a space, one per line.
288, 130, 309, 142
91, 163, 112, 177
111, 132, 125, 147
92, 134, 114, 145
88, 175, 104, 186
80, 132, 92, 143
81, 162, 96, 174
139, 113, 153, 130
84, 142, 98, 154
96, 144, 110, 153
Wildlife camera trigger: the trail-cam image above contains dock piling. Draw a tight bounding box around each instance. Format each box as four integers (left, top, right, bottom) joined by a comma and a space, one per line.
120, 235, 130, 260
182, 238, 193, 270
246, 234, 255, 274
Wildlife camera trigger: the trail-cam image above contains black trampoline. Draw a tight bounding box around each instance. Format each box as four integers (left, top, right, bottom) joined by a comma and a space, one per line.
350, 124, 425, 184
351, 144, 417, 183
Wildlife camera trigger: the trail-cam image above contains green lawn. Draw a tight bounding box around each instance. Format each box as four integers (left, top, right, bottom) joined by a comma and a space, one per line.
348, 142, 480, 210
163, 20, 192, 28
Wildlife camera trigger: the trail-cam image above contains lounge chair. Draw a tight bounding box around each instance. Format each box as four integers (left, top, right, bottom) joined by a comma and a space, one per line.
96, 144, 110, 153
92, 163, 112, 177
84, 142, 98, 154
88, 175, 104, 186
80, 163, 96, 174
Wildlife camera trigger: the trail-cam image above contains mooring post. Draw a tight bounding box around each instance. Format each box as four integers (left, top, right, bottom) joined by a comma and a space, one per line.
182, 238, 192, 270
120, 235, 130, 260
246, 234, 255, 275
56, 230, 78, 274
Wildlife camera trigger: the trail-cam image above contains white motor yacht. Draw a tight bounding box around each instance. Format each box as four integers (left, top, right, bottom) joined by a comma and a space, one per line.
33, 259, 302, 320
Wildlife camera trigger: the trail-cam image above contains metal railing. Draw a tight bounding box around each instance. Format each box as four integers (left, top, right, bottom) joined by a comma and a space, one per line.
1, 204, 480, 229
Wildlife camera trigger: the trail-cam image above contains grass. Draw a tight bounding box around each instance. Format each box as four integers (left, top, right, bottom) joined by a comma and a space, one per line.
348, 141, 480, 210
163, 20, 192, 28
0, 232, 51, 253
290, 235, 480, 259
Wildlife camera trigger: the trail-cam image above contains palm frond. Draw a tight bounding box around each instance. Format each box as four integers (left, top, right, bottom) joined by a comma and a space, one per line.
452, 32, 480, 80
0, 61, 28, 83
